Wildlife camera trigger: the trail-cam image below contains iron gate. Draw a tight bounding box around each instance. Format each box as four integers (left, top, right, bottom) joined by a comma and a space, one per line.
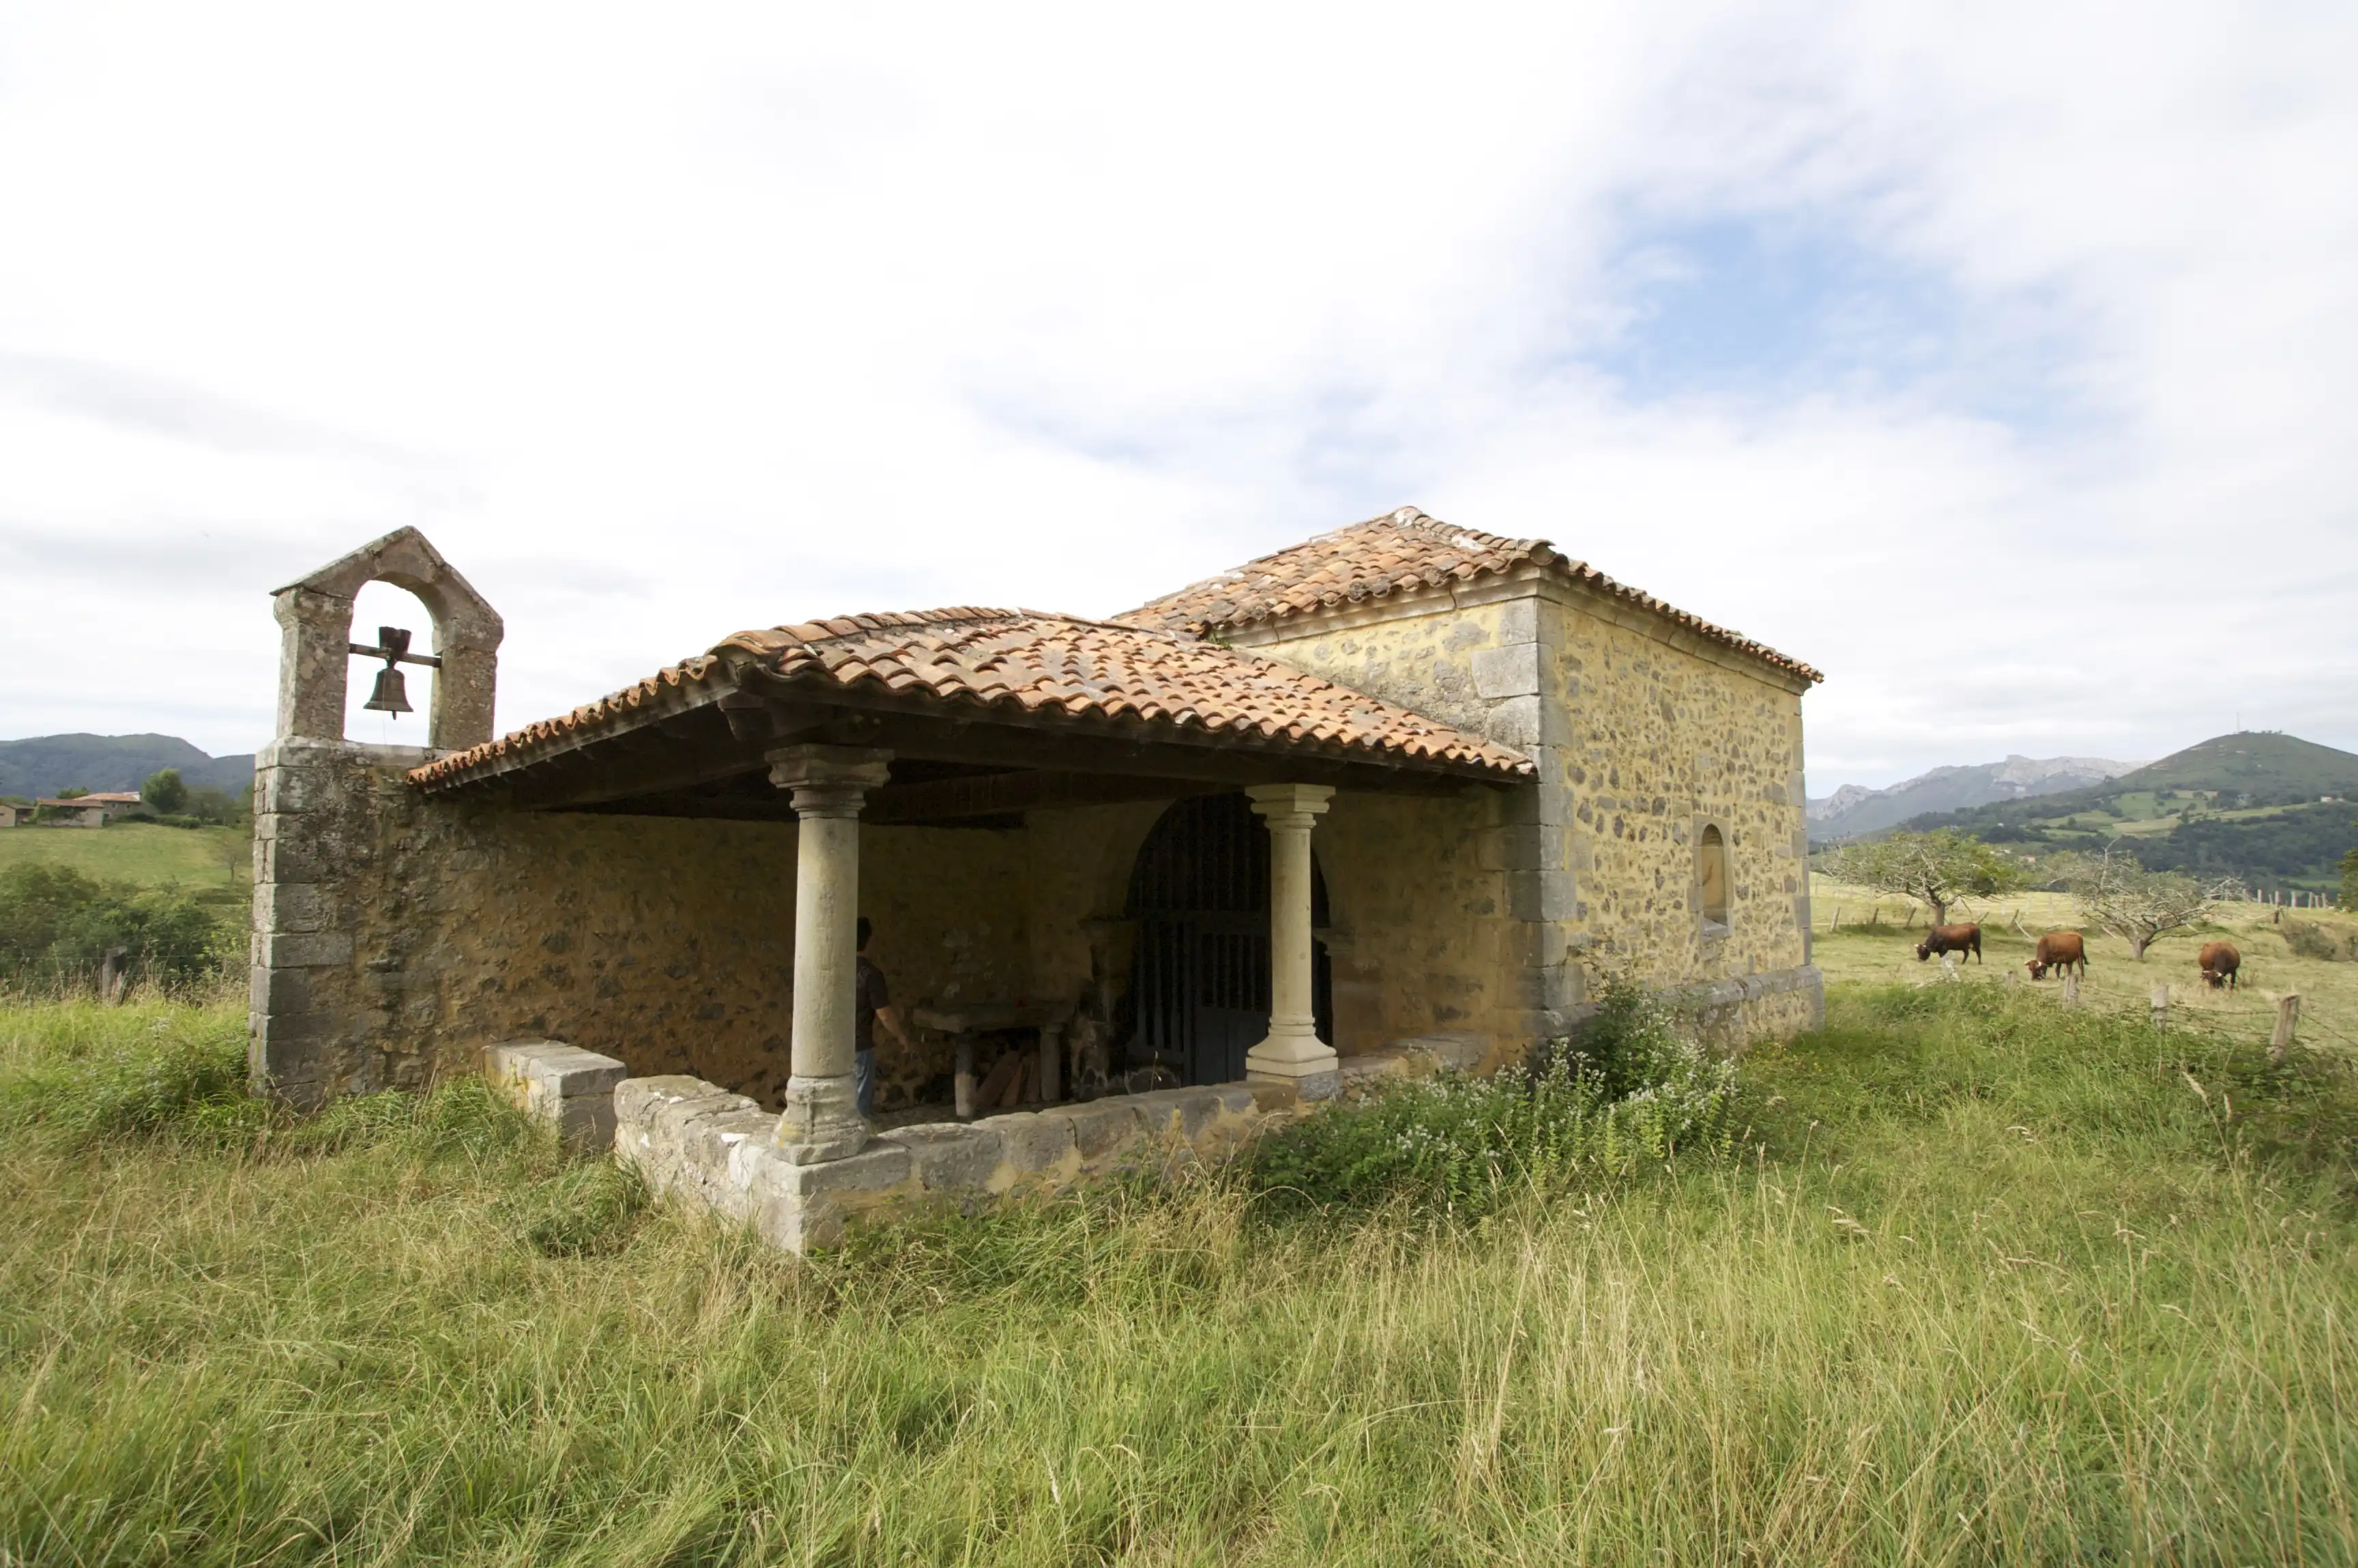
1127, 794, 1331, 1086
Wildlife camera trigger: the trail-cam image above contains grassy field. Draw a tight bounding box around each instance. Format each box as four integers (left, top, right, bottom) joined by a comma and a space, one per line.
1809, 875, 2358, 1052
0, 821, 250, 897
4, 977, 2356, 1565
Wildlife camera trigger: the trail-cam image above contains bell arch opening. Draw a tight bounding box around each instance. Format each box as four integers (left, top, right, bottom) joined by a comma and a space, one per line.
341, 579, 440, 745
1124, 792, 1333, 1086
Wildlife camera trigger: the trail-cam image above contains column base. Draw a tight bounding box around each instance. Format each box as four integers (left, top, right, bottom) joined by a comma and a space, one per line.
1246, 1029, 1341, 1102
774, 1073, 869, 1164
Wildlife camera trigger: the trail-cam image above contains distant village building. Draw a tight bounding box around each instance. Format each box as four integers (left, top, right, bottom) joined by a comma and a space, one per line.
252, 514, 1823, 1248
35, 792, 143, 828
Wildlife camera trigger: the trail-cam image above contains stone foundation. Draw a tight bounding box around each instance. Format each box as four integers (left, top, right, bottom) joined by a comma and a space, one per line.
614, 1077, 1300, 1253
1683, 963, 1826, 1049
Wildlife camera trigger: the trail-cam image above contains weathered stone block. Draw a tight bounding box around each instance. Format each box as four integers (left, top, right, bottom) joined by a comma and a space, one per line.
1247, 1080, 1300, 1113
1123, 1087, 1222, 1142
250, 963, 340, 1017
258, 931, 355, 970
1471, 643, 1543, 699
750, 1142, 913, 1202
1049, 1099, 1145, 1161
252, 881, 330, 935
683, 1107, 781, 1205
254, 830, 331, 888
615, 1074, 731, 1124
881, 1122, 1005, 1192
974, 1110, 1077, 1178
555, 1091, 620, 1151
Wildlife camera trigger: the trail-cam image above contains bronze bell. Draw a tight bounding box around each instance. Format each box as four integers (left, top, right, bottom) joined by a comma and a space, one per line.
364, 665, 413, 716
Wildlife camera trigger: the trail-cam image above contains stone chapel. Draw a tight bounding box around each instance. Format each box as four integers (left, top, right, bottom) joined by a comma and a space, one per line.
250, 506, 1822, 1245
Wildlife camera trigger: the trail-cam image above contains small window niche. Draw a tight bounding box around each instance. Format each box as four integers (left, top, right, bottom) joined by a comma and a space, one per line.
1697, 823, 1730, 938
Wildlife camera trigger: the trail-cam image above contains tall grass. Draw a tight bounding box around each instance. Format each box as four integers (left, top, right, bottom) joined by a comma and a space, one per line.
3, 985, 2354, 1565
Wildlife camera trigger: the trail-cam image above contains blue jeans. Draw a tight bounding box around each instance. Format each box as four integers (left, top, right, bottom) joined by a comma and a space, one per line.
854, 1048, 877, 1120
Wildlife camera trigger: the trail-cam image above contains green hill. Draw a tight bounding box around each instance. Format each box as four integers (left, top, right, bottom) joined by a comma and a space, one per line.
2107, 731, 2358, 806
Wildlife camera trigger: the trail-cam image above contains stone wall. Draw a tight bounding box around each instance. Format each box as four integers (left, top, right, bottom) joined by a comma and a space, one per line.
1240, 570, 1819, 1047
615, 1072, 1297, 1253
1316, 789, 1528, 1064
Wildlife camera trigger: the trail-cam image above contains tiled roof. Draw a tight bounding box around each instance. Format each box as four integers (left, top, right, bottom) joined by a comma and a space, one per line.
409, 608, 1532, 789
1118, 506, 1822, 682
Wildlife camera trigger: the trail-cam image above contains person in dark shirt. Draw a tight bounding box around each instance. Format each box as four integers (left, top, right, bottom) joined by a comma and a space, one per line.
854, 916, 914, 1120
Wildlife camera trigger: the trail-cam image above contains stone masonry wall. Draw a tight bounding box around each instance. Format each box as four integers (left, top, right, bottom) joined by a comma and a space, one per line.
1242, 574, 1820, 1046
1314, 789, 1527, 1065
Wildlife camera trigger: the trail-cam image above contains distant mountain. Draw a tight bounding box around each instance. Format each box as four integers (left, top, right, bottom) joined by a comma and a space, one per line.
1887, 733, 2358, 893
1809, 755, 2143, 841
1807, 784, 1875, 824
0, 734, 257, 801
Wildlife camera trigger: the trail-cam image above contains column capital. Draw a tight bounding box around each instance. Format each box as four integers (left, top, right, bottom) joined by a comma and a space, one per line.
767, 744, 893, 818
1245, 782, 1335, 830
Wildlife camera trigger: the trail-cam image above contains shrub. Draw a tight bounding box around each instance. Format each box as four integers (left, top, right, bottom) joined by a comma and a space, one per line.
0, 863, 232, 991
2284, 918, 2353, 962
1247, 977, 1735, 1218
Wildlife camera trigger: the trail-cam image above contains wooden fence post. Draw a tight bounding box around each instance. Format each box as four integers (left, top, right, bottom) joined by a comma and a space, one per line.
2271, 995, 2301, 1064
2150, 983, 2169, 1031
2061, 972, 2080, 1006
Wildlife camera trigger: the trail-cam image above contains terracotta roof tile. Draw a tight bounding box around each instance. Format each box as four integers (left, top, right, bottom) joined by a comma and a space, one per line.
409, 608, 1532, 790
1116, 505, 1821, 682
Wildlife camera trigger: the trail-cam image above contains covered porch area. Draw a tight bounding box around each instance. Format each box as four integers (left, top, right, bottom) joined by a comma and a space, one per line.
413, 610, 1534, 1172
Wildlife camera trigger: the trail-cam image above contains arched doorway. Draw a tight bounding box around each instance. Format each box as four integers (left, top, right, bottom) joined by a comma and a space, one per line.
1126, 793, 1333, 1085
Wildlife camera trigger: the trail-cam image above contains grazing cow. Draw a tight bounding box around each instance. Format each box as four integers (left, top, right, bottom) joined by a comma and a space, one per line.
2026, 930, 2088, 981
2198, 940, 2241, 990
1917, 923, 1983, 964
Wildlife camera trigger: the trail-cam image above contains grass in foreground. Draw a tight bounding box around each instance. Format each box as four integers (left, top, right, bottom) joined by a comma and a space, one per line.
3, 988, 2356, 1565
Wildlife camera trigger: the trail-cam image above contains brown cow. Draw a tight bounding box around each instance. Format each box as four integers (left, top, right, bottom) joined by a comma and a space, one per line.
1917, 923, 1983, 963
2198, 940, 2241, 989
2026, 930, 2087, 981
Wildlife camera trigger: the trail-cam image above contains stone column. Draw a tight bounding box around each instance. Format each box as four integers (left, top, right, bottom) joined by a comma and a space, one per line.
1244, 783, 1339, 1099
768, 744, 894, 1164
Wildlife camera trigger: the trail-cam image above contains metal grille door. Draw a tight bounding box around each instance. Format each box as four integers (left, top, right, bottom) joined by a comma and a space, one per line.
1128, 794, 1330, 1086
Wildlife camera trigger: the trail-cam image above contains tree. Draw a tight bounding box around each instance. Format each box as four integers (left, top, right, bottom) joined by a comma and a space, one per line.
2045, 846, 2241, 960
142, 768, 188, 815
1824, 829, 2029, 926
2341, 843, 2357, 911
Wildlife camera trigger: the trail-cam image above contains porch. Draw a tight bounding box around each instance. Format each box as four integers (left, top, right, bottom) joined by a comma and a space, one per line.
405, 611, 1534, 1153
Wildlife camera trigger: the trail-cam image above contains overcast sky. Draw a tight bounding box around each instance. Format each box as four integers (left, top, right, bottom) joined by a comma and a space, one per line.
2, 3, 2351, 790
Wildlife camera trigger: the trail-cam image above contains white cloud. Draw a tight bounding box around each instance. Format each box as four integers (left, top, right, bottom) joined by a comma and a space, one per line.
0, 1, 2350, 787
